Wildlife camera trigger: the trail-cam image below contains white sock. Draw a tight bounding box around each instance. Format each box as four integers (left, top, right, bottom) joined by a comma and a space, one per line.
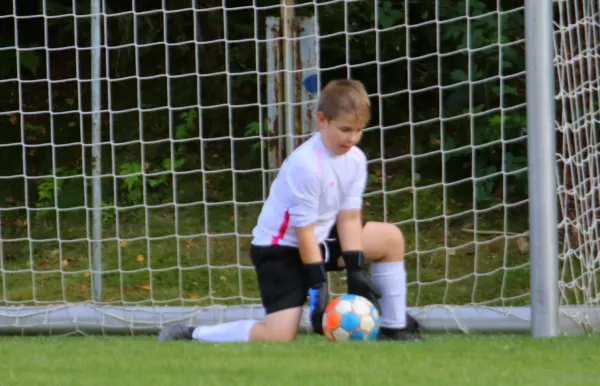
191, 320, 257, 342
370, 260, 407, 329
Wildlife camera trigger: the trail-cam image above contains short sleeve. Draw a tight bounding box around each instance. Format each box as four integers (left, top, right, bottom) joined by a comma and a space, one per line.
285, 163, 321, 228
340, 153, 367, 211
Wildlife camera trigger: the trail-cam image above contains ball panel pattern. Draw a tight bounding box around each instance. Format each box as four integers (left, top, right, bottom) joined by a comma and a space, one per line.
322, 294, 380, 342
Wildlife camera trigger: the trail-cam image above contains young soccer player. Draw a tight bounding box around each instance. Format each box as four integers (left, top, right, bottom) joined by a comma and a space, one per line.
158, 79, 423, 342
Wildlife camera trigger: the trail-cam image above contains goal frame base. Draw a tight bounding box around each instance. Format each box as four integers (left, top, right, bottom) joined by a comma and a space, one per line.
0, 305, 597, 336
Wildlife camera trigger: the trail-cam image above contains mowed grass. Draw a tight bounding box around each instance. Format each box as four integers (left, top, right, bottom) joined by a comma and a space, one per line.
0, 333, 598, 386
0, 175, 538, 308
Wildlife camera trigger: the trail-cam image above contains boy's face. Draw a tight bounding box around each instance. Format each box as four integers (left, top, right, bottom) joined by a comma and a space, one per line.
317, 112, 365, 155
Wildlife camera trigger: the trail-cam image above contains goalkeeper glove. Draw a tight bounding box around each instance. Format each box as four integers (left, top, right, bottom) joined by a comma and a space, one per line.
342, 251, 382, 312
305, 262, 328, 335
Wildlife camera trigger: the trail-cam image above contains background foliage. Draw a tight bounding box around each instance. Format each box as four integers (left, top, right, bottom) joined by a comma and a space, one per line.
0, 0, 533, 306
0, 0, 528, 208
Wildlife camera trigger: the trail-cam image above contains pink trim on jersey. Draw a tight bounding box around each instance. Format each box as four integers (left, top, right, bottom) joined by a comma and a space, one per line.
316, 148, 323, 172
271, 209, 290, 245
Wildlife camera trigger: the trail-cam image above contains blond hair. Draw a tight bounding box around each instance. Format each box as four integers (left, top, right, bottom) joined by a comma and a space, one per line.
317, 79, 371, 125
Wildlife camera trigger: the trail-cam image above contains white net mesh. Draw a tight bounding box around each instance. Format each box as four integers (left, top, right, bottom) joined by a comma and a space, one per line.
555, 0, 600, 310
0, 0, 597, 334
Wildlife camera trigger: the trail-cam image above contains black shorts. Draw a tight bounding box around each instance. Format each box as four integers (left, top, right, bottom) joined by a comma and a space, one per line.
250, 222, 363, 315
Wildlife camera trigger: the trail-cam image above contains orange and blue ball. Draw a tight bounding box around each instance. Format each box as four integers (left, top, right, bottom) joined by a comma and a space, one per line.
322, 294, 380, 341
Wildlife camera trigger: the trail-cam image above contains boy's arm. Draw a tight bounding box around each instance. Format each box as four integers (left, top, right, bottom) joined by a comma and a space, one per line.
296, 224, 323, 264
298, 223, 329, 335
337, 151, 368, 249
285, 165, 328, 333
284, 163, 326, 283
336, 154, 382, 307
335, 209, 363, 251
337, 209, 382, 308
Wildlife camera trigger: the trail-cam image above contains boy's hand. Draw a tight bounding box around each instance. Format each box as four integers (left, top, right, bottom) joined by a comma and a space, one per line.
305, 262, 328, 335
342, 251, 382, 311
308, 282, 329, 334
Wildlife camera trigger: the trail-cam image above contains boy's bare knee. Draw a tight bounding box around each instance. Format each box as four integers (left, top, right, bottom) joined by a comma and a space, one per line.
252, 307, 302, 342
363, 221, 405, 263
270, 330, 298, 342
383, 223, 404, 262
251, 320, 298, 342
390, 224, 405, 253
261, 324, 298, 342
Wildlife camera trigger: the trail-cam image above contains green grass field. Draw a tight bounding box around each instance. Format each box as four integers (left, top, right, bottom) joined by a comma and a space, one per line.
0, 333, 598, 386
0, 167, 594, 386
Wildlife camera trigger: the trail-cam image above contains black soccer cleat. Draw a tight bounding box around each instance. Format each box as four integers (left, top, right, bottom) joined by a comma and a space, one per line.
405, 312, 421, 335
158, 324, 195, 341
377, 326, 424, 342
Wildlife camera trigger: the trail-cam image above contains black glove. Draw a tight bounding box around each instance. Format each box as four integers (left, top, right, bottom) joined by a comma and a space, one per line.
342, 251, 382, 311
305, 262, 329, 335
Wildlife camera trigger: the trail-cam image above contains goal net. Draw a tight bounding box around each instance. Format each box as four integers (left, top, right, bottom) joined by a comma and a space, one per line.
0, 0, 598, 335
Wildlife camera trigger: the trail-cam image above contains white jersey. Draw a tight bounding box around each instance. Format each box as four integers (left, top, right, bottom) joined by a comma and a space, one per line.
251, 132, 367, 247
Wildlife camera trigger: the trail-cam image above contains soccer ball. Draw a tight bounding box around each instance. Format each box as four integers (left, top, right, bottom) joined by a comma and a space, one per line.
322, 294, 380, 341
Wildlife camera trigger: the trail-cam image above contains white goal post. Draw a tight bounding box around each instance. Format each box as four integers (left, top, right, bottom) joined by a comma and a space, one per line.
0, 0, 599, 336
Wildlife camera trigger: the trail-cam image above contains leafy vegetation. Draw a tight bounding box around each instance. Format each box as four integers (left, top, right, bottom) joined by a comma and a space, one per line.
0, 0, 536, 307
